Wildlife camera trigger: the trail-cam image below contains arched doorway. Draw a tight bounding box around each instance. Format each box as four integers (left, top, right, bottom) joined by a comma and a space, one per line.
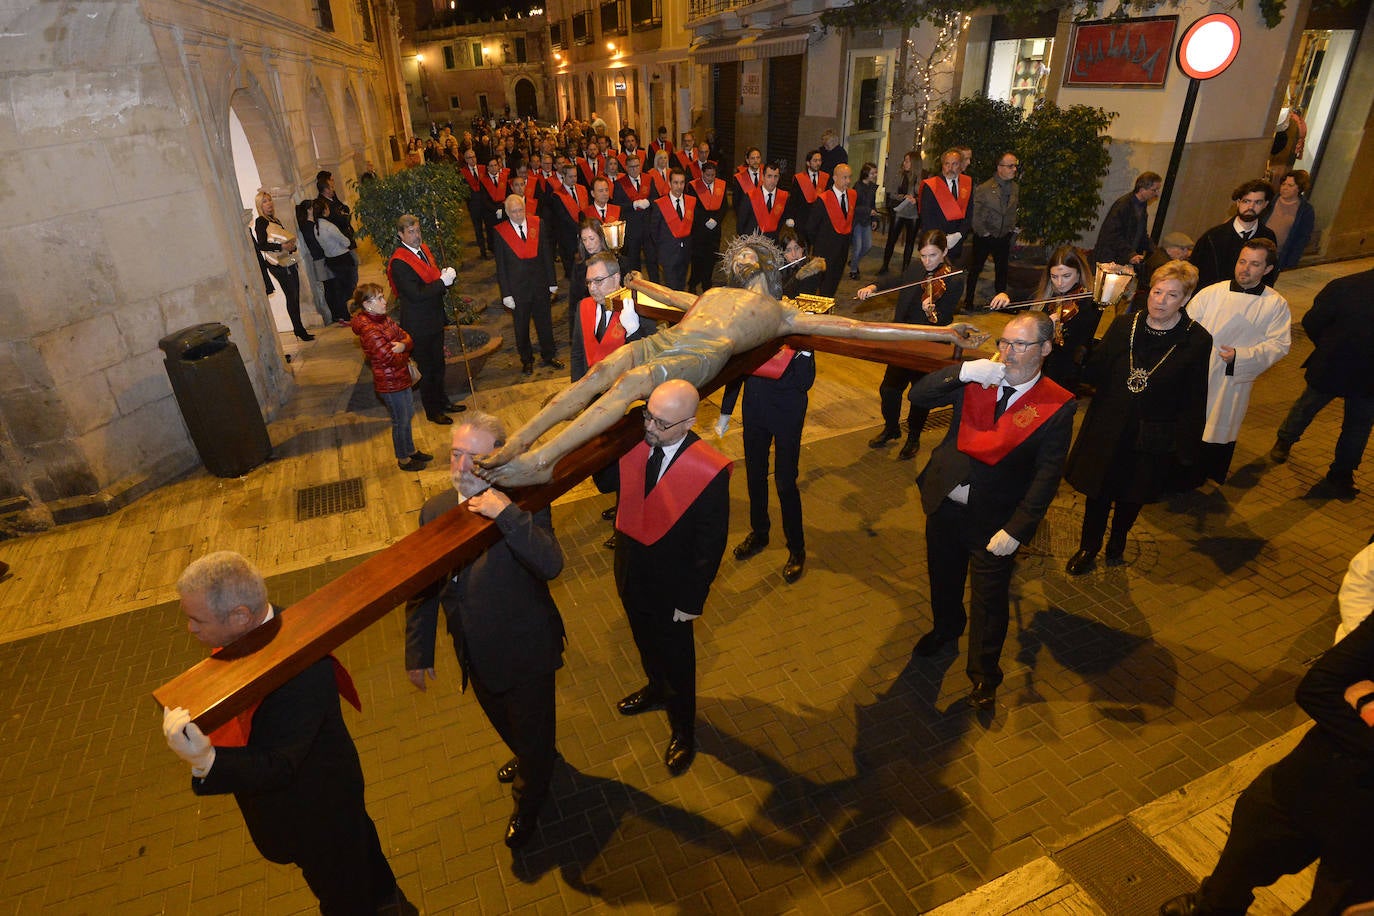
343, 85, 368, 178
306, 84, 342, 176
585, 73, 596, 122
514, 78, 537, 120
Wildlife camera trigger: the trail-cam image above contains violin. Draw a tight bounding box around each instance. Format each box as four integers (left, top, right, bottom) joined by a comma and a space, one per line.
924, 262, 954, 321
1046, 283, 1085, 344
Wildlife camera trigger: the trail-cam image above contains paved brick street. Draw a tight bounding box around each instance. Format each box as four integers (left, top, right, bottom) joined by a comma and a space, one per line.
1, 256, 1370, 913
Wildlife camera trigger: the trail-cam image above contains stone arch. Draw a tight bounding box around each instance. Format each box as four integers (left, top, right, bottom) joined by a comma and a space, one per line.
228, 75, 292, 192
305, 79, 342, 176
514, 77, 537, 120
342, 83, 368, 176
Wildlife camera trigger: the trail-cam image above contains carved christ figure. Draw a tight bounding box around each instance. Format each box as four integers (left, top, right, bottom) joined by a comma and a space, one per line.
477, 234, 989, 486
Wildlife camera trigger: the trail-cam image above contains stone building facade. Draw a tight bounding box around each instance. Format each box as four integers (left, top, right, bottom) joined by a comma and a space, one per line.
0, 0, 407, 531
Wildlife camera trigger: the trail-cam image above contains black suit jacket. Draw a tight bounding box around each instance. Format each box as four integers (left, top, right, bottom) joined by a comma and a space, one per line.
614, 432, 730, 617
649, 199, 692, 274
194, 614, 367, 866
806, 197, 852, 265
911, 366, 1076, 544
494, 221, 557, 303
1300, 268, 1374, 398
404, 491, 566, 694
1191, 222, 1279, 290
391, 252, 448, 335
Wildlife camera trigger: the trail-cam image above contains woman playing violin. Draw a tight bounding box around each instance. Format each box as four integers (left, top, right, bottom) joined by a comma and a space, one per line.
856, 229, 964, 460
990, 244, 1096, 388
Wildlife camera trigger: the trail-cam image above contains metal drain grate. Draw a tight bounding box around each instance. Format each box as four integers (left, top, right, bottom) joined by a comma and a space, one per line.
1052, 820, 1197, 916
296, 478, 366, 521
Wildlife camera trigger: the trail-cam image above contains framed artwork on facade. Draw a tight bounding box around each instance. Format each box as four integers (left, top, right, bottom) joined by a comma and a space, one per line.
1064, 17, 1178, 88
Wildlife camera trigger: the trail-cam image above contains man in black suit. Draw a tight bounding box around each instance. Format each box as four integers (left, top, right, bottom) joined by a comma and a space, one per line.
549, 161, 588, 278
806, 162, 855, 297
494, 194, 562, 375
649, 168, 695, 290
1158, 614, 1374, 916
388, 214, 461, 424
687, 160, 726, 293
405, 413, 567, 850
1270, 266, 1374, 495
615, 153, 658, 279
162, 551, 414, 913
908, 311, 1076, 712
614, 379, 730, 775
1190, 179, 1278, 290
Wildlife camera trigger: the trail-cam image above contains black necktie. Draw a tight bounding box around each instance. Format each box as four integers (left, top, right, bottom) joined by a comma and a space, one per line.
595, 307, 609, 341
994, 386, 1014, 421
1241, 228, 1253, 240
645, 446, 664, 495
599, 207, 606, 219
811, 172, 818, 188
416, 247, 428, 264
751, 171, 758, 185
950, 179, 958, 195
766, 192, 773, 210
675, 197, 684, 220
517, 224, 526, 241
840, 193, 848, 216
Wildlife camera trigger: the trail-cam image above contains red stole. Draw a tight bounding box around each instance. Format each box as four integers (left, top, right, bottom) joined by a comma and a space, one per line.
655, 195, 695, 238
578, 296, 627, 366
617, 150, 644, 170
524, 195, 540, 218
210, 652, 361, 748
922, 175, 971, 221
676, 150, 697, 179
752, 346, 796, 379
691, 179, 725, 212
583, 203, 621, 224
618, 174, 652, 203
554, 184, 588, 221
747, 188, 788, 232
819, 190, 857, 234
386, 244, 440, 297
577, 157, 599, 185
735, 167, 760, 198
461, 166, 483, 194
649, 169, 673, 196
495, 217, 542, 259
792, 171, 830, 203
650, 139, 674, 154
616, 439, 733, 545
479, 169, 509, 203
957, 376, 1073, 464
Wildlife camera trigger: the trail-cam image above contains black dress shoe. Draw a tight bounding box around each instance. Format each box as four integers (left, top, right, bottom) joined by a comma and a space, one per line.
541, 357, 566, 370
868, 429, 901, 448
444, 402, 467, 413
1065, 549, 1096, 575
733, 531, 769, 561
410, 450, 433, 462
849, 271, 859, 280
664, 734, 695, 775
294, 330, 315, 341
1158, 893, 1201, 916
601, 503, 619, 521
966, 682, 997, 711
897, 440, 920, 460
521, 362, 534, 376
496, 757, 519, 784
912, 630, 957, 657
603, 531, 618, 549
504, 810, 538, 849
617, 686, 666, 716
1104, 548, 1126, 567
782, 551, 805, 583
427, 413, 453, 425
398, 458, 427, 471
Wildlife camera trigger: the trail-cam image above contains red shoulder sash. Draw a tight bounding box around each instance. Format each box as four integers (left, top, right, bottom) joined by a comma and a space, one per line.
579, 296, 628, 366
618, 175, 652, 202
617, 439, 732, 545
583, 203, 621, 224
747, 188, 787, 233
792, 171, 830, 203
495, 217, 543, 259
691, 179, 725, 212
820, 190, 856, 234
387, 244, 441, 296
922, 175, 971, 221
655, 196, 695, 238
479, 169, 509, 203
555, 184, 588, 220
461, 167, 483, 193
735, 168, 759, 197
957, 376, 1073, 465
752, 345, 795, 379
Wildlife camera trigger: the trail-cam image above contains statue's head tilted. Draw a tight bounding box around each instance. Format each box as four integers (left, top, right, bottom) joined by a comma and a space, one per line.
721, 233, 784, 299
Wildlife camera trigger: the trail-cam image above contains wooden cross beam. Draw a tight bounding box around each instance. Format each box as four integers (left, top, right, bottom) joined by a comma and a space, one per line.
152, 322, 964, 731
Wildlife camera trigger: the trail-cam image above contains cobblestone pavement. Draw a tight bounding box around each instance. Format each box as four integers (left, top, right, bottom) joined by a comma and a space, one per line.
1, 255, 1370, 913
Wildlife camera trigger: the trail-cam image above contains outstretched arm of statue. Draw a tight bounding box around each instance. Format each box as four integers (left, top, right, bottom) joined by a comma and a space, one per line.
624, 272, 698, 312
476, 344, 670, 486
787, 311, 990, 350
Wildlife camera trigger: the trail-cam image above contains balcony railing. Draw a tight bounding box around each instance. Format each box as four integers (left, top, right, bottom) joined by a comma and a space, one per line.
687, 0, 748, 23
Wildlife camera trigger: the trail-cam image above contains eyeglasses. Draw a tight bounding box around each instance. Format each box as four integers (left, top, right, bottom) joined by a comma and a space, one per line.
586, 273, 618, 285
996, 338, 1042, 353
643, 410, 692, 431
998, 161, 1019, 170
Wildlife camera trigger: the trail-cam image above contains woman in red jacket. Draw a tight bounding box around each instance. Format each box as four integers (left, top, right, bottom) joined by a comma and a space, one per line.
350, 283, 432, 471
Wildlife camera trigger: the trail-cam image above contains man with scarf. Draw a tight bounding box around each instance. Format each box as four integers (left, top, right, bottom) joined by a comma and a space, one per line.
161, 551, 415, 914
388, 214, 460, 424
907, 311, 1076, 713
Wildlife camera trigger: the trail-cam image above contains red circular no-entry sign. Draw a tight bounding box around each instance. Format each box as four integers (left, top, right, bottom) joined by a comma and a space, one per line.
1177, 13, 1242, 80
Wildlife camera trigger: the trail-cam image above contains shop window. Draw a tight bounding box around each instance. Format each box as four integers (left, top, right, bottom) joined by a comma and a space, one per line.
1281, 28, 1357, 179
987, 37, 1052, 115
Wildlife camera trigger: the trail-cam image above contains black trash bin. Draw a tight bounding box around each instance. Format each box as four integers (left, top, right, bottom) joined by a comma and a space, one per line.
158, 322, 272, 478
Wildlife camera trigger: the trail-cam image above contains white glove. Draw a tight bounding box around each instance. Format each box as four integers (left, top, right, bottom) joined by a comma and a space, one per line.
959, 359, 1006, 389
440, 267, 456, 286
496, 208, 504, 220
618, 301, 640, 335
672, 609, 701, 622
986, 529, 1020, 556
785, 218, 795, 228
548, 286, 559, 295
163, 706, 216, 775
633, 198, 650, 210
502, 295, 516, 309
945, 231, 963, 250
706, 218, 717, 230
713, 414, 730, 437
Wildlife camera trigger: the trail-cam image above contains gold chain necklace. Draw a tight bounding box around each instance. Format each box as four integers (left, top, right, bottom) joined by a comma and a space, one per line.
1126, 312, 1187, 394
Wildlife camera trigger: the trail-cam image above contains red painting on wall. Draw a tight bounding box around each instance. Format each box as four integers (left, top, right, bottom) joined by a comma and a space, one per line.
1064, 17, 1178, 88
